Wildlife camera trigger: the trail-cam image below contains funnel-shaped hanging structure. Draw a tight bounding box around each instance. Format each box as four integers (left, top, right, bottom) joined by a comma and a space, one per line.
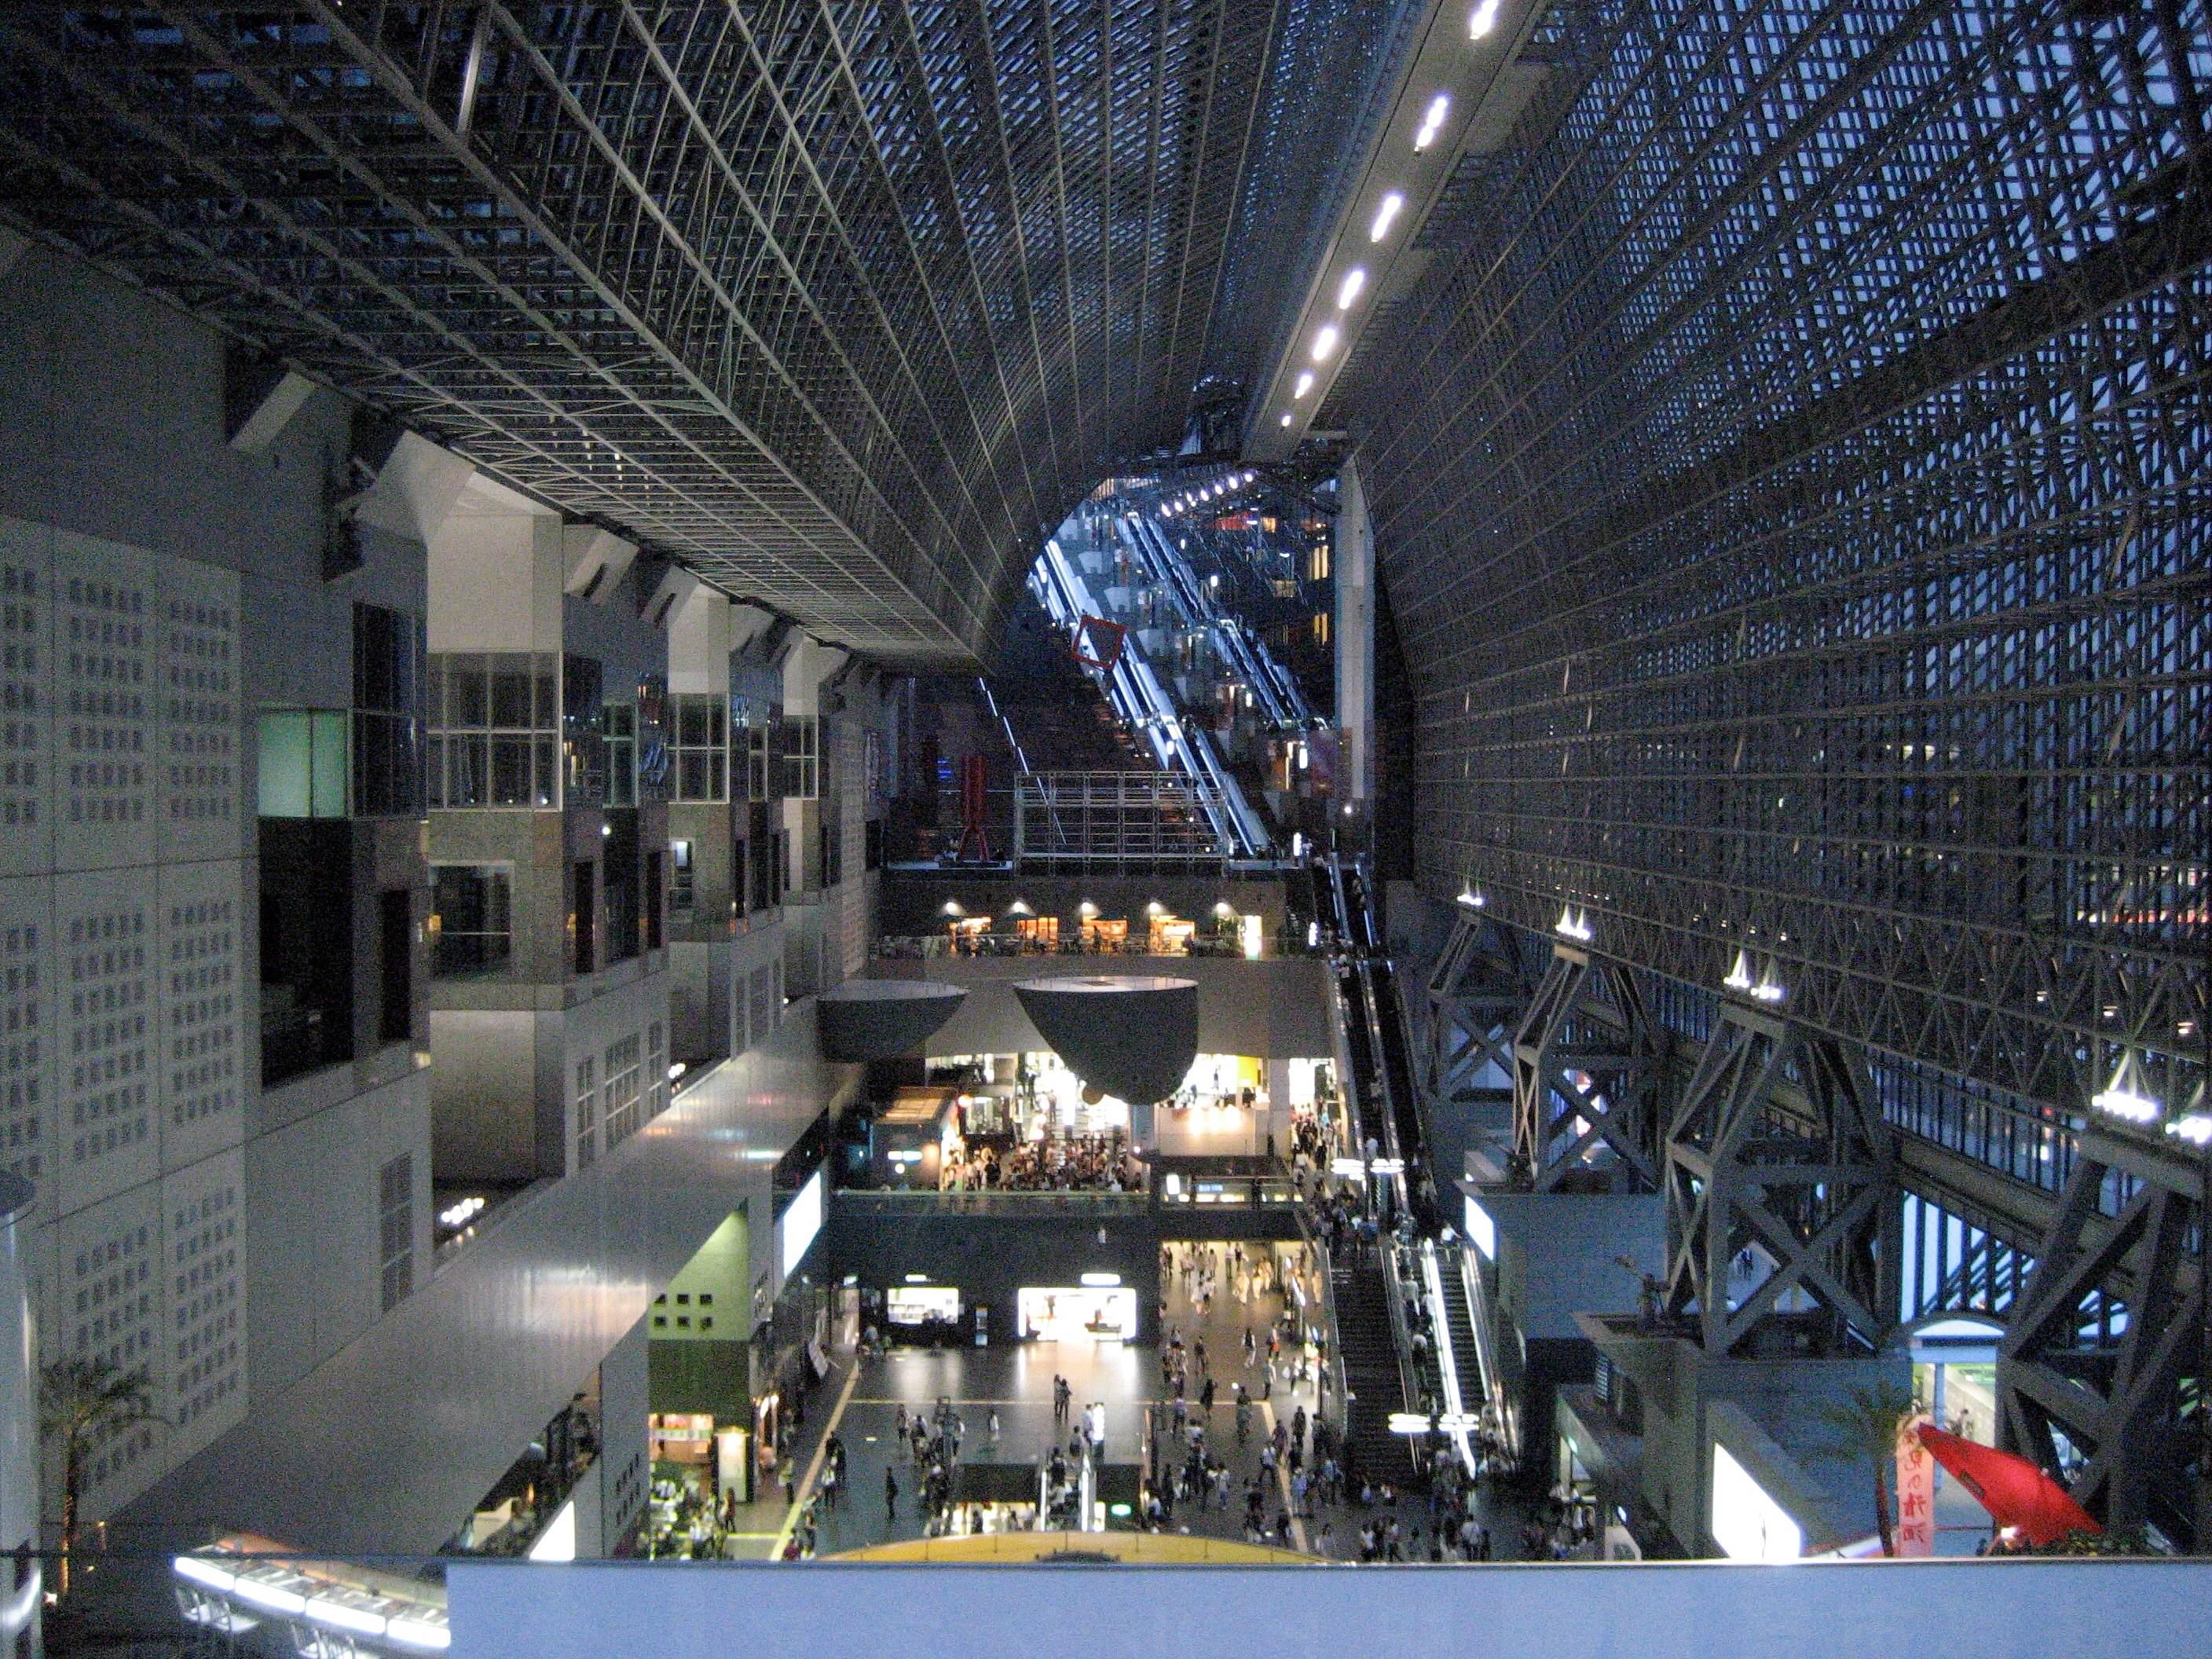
1013, 976, 1198, 1105
817, 980, 968, 1063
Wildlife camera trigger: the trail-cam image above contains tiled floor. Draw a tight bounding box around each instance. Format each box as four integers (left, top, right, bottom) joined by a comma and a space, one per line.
767, 1241, 1529, 1563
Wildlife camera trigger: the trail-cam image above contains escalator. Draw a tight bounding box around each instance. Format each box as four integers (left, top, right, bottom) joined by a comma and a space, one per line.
1330, 1248, 1421, 1490
1320, 851, 1502, 1476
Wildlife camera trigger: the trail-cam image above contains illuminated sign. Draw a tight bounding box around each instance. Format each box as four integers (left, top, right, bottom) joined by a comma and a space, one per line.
1463, 1196, 1496, 1260
778, 1169, 824, 1280
1710, 1444, 1803, 1562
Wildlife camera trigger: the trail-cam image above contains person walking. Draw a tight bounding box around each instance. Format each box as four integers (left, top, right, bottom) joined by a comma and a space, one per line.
884, 1466, 899, 1522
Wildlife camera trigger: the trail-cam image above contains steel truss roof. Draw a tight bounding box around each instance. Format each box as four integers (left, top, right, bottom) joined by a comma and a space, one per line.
1343, 0, 2211, 1124
0, 1, 1373, 667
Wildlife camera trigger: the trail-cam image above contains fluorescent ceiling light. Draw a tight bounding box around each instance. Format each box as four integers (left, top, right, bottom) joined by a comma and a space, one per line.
1294, 370, 1315, 397
1415, 93, 1451, 151
307, 1596, 389, 1638
1470, 0, 1502, 38
1369, 192, 1404, 241
1337, 268, 1367, 309
388, 1617, 454, 1652
2091, 1086, 2159, 1124
1311, 324, 1340, 361
173, 1556, 236, 1592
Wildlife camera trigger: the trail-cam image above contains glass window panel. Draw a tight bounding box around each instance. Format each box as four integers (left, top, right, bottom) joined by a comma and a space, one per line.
536, 657, 559, 729
449, 734, 487, 807
678, 698, 708, 748
488, 735, 530, 805
449, 654, 489, 727
313, 711, 350, 818
535, 736, 558, 807
257, 712, 312, 817
426, 735, 447, 809
490, 655, 533, 728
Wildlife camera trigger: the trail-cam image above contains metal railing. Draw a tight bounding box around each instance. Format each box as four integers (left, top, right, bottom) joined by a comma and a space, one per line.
1013, 771, 1226, 869
834, 1188, 1151, 1214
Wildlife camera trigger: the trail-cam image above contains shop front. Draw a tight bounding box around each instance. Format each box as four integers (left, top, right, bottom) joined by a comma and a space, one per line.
1016, 1283, 1139, 1342
884, 1280, 965, 1346
645, 1411, 755, 1558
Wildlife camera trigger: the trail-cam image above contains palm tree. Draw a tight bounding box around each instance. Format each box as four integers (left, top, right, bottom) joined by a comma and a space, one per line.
1811, 1381, 1919, 1558
38, 1357, 164, 1600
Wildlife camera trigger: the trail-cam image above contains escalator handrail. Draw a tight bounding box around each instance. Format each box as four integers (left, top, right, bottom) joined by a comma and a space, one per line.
1419, 1238, 1478, 1473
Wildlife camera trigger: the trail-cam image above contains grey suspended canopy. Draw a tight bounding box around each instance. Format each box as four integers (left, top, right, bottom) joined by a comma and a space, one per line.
817, 980, 968, 1064
1013, 976, 1199, 1105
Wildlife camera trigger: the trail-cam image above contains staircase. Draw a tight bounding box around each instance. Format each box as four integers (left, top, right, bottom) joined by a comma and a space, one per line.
1331, 1251, 1421, 1489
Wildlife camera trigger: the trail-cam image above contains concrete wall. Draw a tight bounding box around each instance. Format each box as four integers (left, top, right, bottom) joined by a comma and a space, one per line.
244, 1068, 432, 1401
592, 1313, 650, 1557
0, 242, 435, 1528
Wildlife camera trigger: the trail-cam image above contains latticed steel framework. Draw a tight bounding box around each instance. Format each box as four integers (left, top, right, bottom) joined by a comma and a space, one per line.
1346, 0, 2211, 1129
0, 0, 1377, 666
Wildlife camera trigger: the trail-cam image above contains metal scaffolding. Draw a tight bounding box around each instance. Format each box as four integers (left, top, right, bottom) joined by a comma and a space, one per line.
0, 0, 1387, 667
1343, 0, 2210, 1145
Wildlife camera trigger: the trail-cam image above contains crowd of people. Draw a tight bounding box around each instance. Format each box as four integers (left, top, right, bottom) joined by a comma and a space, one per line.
939, 1130, 1143, 1193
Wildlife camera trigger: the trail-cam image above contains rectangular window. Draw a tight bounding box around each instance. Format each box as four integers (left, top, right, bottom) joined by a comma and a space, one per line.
378, 888, 413, 1044
645, 849, 665, 950
573, 859, 596, 976
604, 812, 640, 967
745, 720, 775, 802
426, 651, 559, 808
602, 702, 636, 808
257, 709, 350, 818
563, 654, 606, 805
378, 1154, 414, 1313
430, 864, 512, 978
646, 1020, 668, 1122
353, 603, 425, 816
260, 820, 356, 1085
668, 693, 730, 802
778, 715, 819, 800
669, 839, 695, 914
574, 1057, 598, 1172
603, 1035, 642, 1149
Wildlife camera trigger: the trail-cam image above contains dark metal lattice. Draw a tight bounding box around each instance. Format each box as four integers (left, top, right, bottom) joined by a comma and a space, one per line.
0, 0, 1368, 667
1346, 0, 2211, 1130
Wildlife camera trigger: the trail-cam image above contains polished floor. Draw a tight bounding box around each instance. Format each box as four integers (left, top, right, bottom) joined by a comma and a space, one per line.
763, 1243, 1529, 1563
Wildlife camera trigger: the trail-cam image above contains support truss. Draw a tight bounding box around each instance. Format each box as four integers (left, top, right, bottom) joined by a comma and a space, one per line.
1424, 910, 1532, 1109
1998, 1129, 2206, 1547
1661, 1002, 1900, 1357
1510, 943, 1661, 1192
